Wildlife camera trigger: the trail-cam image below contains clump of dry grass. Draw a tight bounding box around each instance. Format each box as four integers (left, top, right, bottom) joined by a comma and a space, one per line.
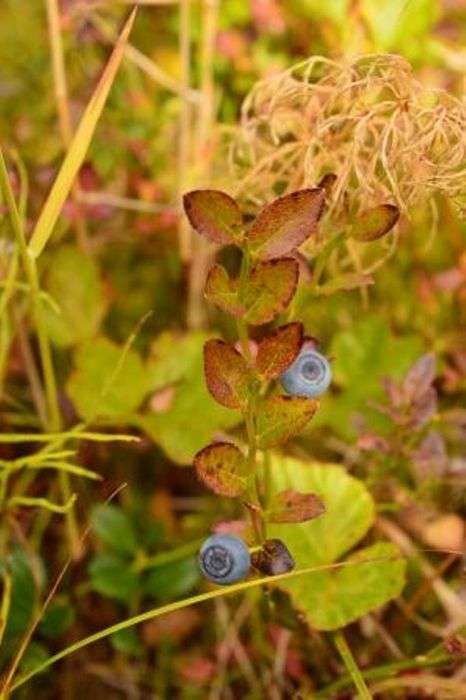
222, 54, 466, 225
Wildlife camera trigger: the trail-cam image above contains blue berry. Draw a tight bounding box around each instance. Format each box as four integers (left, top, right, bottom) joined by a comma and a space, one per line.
280, 344, 332, 398
199, 534, 251, 585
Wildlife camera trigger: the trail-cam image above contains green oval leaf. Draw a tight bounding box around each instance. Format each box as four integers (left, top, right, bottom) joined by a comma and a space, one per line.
247, 189, 324, 260
183, 190, 243, 245
194, 442, 248, 497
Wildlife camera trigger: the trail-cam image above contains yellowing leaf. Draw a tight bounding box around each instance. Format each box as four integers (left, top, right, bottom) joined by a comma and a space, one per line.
194, 442, 248, 497
256, 395, 318, 448
255, 323, 303, 379
204, 339, 256, 410
244, 258, 299, 325
183, 190, 243, 245
247, 189, 324, 260
350, 204, 400, 242
267, 457, 405, 630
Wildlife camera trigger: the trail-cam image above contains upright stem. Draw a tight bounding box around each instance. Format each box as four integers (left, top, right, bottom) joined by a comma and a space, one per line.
334, 630, 373, 700
0, 150, 80, 556
178, 0, 192, 263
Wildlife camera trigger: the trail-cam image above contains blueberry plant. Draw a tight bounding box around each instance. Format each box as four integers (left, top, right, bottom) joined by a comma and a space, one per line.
183, 187, 403, 592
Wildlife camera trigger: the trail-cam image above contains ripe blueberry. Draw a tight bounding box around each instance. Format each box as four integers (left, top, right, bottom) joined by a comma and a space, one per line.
199, 534, 251, 585
280, 344, 332, 398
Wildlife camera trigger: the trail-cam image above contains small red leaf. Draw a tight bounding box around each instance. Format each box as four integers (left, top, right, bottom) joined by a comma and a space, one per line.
247, 189, 325, 260
256, 323, 304, 380
267, 489, 325, 523
205, 264, 244, 317
183, 190, 243, 245
194, 442, 248, 497
244, 257, 299, 325
351, 204, 400, 242
403, 353, 436, 402
255, 395, 318, 448
204, 339, 256, 409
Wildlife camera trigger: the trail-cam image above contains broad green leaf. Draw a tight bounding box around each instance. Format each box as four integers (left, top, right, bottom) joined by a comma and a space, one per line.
39, 602, 75, 638
205, 264, 244, 316
256, 395, 318, 448
143, 556, 200, 601
350, 204, 400, 242
255, 323, 303, 380
88, 553, 139, 603
204, 339, 256, 410
3, 548, 39, 639
91, 505, 138, 557
183, 190, 243, 245
247, 189, 324, 260
312, 317, 423, 439
289, 542, 405, 630
267, 456, 405, 629
267, 489, 325, 524
42, 244, 107, 347
110, 628, 143, 657
28, 9, 137, 258
268, 458, 374, 566
67, 337, 149, 421
19, 642, 49, 676
194, 442, 248, 497
244, 258, 299, 325
140, 332, 240, 465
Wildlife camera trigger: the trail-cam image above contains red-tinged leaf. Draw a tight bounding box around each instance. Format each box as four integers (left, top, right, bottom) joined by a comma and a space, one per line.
204, 265, 244, 317
247, 189, 325, 260
243, 258, 299, 325
317, 174, 338, 214
317, 273, 374, 296
255, 395, 318, 448
255, 323, 303, 380
267, 489, 325, 524
194, 442, 248, 497
204, 339, 256, 410
351, 204, 400, 242
183, 190, 243, 245
403, 353, 436, 402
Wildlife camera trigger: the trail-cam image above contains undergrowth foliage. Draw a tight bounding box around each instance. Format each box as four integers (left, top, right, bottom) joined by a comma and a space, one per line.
183, 186, 405, 603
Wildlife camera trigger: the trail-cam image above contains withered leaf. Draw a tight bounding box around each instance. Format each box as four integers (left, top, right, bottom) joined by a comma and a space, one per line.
251, 538, 295, 575
243, 258, 299, 325
317, 173, 338, 199
194, 442, 248, 497
255, 322, 304, 380
255, 395, 318, 448
267, 489, 325, 524
204, 339, 256, 410
350, 204, 400, 242
183, 190, 243, 245
205, 265, 244, 317
247, 189, 325, 260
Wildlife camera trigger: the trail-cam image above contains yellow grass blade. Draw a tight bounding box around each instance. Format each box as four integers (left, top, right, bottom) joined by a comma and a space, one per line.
27, 8, 137, 258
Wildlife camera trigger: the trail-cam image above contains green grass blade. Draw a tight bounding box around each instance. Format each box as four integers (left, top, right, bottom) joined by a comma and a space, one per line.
27, 8, 137, 258
11, 556, 402, 692
0, 430, 138, 443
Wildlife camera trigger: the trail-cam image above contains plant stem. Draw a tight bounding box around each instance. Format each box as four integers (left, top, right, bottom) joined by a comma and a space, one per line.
0, 149, 80, 557
334, 630, 372, 699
